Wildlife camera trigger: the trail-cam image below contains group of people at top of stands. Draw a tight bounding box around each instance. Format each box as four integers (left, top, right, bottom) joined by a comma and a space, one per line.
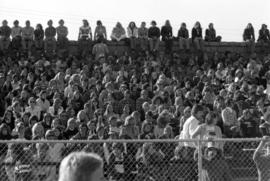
0, 19, 270, 55
0, 19, 270, 181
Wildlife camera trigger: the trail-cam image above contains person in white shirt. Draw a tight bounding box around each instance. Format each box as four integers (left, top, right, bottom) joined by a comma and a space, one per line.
127, 21, 138, 50
25, 97, 42, 120
36, 90, 50, 113
48, 98, 64, 117
181, 104, 205, 158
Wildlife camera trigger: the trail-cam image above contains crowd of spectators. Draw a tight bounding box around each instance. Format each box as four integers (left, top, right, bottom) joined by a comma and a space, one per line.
0, 19, 270, 181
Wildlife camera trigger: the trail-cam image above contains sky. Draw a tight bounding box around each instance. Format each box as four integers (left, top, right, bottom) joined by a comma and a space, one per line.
0, 0, 269, 41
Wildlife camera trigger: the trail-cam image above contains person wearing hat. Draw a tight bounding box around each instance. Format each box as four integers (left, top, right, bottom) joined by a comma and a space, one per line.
253, 136, 270, 181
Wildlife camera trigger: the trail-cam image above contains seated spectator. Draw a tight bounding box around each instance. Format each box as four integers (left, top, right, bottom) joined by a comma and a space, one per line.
44, 20, 57, 53
78, 19, 92, 57
56, 19, 69, 49
260, 113, 270, 136
0, 20, 11, 52
192, 21, 204, 51
94, 20, 107, 41
239, 109, 259, 137
34, 24, 44, 50
204, 23, 222, 42
148, 20, 160, 52
79, 19, 92, 40
138, 22, 148, 51
127, 21, 138, 50
221, 99, 240, 138
111, 22, 127, 42
243, 23, 255, 53
22, 20, 34, 54
177, 22, 190, 51
11, 20, 22, 50
25, 97, 41, 120
257, 24, 270, 43
192, 111, 223, 150
161, 20, 173, 54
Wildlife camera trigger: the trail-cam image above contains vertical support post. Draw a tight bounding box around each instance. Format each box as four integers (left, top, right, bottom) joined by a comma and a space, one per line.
198, 139, 202, 181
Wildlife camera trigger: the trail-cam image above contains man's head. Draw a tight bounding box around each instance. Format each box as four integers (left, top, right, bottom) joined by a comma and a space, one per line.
59, 152, 104, 181
47, 20, 53, 26
59, 19, 64, 26
13, 20, 19, 26
25, 20, 30, 27
191, 104, 205, 122
2, 20, 8, 26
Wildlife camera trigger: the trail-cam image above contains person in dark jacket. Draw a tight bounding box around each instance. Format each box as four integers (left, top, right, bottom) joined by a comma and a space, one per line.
148, 20, 160, 53
243, 23, 255, 53
34, 24, 44, 50
178, 22, 190, 51
258, 24, 270, 43
205, 23, 222, 42
192, 21, 204, 50
44, 20, 56, 53
161, 20, 173, 54
0, 20, 11, 51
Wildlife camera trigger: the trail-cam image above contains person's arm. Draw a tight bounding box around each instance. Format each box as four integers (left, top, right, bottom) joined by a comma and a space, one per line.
89, 27, 92, 40
189, 119, 199, 137
191, 124, 204, 139
253, 136, 269, 161
94, 27, 97, 40
78, 27, 82, 40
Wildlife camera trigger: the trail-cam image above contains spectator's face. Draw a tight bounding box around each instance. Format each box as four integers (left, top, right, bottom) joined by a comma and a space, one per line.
207, 148, 218, 160
52, 120, 60, 129
196, 111, 204, 122
26, 21, 30, 27
109, 118, 117, 127
141, 22, 146, 28
79, 126, 87, 136
48, 21, 53, 26
68, 120, 76, 130
2, 21, 7, 26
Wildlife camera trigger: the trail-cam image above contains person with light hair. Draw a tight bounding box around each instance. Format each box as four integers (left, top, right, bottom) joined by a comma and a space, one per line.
58, 152, 104, 181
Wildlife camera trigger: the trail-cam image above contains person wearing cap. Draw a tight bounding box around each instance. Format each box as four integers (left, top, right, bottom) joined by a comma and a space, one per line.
253, 136, 270, 181
58, 152, 104, 181
44, 20, 57, 53
21, 20, 34, 53
56, 19, 68, 49
0, 20, 11, 51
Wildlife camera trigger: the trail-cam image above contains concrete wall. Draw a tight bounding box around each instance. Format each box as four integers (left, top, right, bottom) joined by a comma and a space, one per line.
67, 41, 270, 55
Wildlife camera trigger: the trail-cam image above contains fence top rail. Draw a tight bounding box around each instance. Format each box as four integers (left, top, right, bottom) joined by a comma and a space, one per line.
0, 138, 264, 144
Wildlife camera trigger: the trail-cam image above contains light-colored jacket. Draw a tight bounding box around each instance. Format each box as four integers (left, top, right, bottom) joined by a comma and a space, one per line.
127, 27, 138, 38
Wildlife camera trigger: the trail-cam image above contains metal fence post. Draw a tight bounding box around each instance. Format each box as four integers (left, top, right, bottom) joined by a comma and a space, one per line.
198, 139, 202, 181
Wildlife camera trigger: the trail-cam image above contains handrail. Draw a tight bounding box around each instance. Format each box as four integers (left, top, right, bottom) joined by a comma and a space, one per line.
0, 138, 263, 144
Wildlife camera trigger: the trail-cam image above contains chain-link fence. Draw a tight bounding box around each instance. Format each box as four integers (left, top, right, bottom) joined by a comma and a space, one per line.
0, 138, 266, 181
